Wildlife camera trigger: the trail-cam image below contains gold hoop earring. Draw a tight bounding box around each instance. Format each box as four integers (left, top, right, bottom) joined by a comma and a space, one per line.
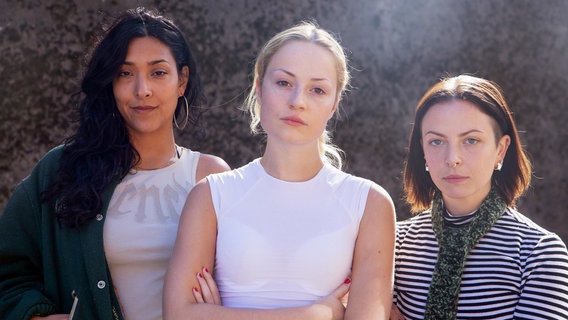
174, 96, 189, 130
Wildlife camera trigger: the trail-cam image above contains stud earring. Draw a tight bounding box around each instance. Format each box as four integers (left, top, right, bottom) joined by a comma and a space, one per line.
496, 162, 503, 171
425, 163, 429, 172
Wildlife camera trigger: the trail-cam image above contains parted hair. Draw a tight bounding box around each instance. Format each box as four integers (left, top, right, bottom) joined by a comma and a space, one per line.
403, 75, 532, 212
244, 21, 350, 169
42, 7, 206, 227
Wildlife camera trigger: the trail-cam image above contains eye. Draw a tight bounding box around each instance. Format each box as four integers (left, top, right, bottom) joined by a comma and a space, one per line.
465, 138, 479, 145
152, 70, 168, 77
117, 70, 132, 78
276, 80, 291, 87
312, 87, 326, 95
429, 139, 443, 146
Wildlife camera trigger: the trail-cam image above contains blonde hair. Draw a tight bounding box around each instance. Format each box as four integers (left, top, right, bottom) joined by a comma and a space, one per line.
244, 21, 350, 169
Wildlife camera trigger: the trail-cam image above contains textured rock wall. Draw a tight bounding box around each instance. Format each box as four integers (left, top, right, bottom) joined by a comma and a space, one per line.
1, 0, 567, 242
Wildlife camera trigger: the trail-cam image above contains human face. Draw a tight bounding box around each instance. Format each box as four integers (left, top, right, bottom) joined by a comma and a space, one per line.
258, 40, 339, 149
421, 100, 510, 215
113, 36, 188, 138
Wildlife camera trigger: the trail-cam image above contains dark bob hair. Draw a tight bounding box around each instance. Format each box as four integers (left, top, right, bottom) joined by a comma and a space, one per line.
403, 75, 532, 212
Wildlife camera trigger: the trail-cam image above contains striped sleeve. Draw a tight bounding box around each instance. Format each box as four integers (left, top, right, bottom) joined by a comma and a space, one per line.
394, 209, 568, 320
514, 234, 568, 319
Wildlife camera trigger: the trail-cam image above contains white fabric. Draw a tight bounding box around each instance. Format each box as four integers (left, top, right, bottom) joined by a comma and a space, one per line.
104, 148, 200, 320
208, 158, 372, 309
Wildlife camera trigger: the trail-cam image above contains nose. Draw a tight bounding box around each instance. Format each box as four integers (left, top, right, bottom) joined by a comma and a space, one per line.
289, 87, 305, 110
445, 144, 462, 168
135, 76, 152, 98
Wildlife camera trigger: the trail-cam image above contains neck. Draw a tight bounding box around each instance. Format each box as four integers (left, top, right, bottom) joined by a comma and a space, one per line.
426, 186, 506, 319
261, 141, 324, 182
442, 188, 491, 216
443, 201, 481, 217
131, 131, 178, 170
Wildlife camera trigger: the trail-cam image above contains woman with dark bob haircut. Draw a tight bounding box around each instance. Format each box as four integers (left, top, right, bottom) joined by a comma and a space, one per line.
0, 7, 228, 319
390, 75, 568, 319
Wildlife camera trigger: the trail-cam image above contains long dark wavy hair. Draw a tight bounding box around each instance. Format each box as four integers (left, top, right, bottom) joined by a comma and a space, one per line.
42, 7, 206, 228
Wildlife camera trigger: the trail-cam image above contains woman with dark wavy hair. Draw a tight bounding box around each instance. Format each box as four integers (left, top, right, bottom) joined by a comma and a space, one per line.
390, 75, 568, 320
0, 7, 228, 320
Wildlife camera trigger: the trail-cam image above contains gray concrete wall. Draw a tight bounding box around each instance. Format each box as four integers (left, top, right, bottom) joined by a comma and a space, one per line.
1, 0, 567, 242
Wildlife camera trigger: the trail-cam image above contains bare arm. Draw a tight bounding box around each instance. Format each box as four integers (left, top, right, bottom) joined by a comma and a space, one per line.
389, 303, 404, 320
195, 153, 231, 182
163, 180, 349, 320
345, 183, 396, 320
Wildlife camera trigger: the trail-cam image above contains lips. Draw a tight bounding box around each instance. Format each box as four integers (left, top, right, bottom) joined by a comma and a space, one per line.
443, 175, 468, 183
132, 105, 157, 113
281, 115, 306, 126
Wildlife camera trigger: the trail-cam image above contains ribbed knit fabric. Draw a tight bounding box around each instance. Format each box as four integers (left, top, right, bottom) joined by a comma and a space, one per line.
394, 203, 568, 319
424, 187, 506, 319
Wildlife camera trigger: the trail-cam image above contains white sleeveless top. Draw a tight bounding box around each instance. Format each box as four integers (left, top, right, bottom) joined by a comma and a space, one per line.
208, 159, 372, 309
104, 147, 200, 320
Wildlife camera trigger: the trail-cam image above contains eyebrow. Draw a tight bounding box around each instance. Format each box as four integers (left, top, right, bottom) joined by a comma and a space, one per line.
424, 129, 484, 137
275, 68, 331, 82
122, 59, 171, 66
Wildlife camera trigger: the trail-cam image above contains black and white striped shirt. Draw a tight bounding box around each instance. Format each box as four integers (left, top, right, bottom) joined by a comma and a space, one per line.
394, 208, 568, 319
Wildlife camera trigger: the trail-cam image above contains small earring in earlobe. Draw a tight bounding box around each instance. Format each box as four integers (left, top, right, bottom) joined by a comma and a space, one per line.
425, 163, 429, 172
496, 162, 503, 171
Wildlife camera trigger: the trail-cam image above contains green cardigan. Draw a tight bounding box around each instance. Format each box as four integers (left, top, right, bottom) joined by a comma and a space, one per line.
0, 146, 124, 320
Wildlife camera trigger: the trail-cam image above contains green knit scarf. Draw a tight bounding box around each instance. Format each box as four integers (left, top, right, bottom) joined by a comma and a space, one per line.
424, 187, 506, 320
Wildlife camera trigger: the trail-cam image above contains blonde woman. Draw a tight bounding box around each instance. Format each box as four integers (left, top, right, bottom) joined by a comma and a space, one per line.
164, 22, 396, 320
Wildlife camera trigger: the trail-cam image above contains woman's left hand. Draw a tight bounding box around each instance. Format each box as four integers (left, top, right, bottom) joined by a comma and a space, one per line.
193, 267, 221, 305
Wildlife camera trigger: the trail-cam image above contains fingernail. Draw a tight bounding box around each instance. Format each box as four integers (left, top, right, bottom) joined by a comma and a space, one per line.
344, 278, 351, 284
205, 268, 209, 273
198, 272, 203, 278
193, 287, 199, 293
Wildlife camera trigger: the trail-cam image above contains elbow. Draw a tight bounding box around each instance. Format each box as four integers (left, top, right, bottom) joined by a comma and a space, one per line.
163, 303, 210, 320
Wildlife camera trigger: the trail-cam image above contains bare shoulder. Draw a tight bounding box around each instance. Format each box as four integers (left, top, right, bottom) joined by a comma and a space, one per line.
180, 178, 215, 222
359, 182, 396, 227
189, 177, 213, 198
196, 153, 231, 181
366, 182, 395, 211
